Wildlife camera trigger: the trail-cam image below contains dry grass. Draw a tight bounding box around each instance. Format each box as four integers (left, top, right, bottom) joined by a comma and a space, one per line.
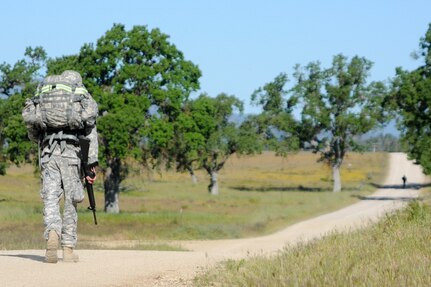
0, 151, 388, 249
221, 151, 384, 191
138, 151, 386, 192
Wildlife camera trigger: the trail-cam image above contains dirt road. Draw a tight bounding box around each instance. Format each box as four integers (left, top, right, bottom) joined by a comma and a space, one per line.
0, 153, 427, 287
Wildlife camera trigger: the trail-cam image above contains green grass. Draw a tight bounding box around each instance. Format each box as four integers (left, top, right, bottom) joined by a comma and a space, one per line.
78, 240, 187, 251
0, 152, 388, 250
194, 191, 431, 287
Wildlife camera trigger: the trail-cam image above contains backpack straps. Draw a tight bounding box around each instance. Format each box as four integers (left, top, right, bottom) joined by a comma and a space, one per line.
35, 83, 88, 97
42, 130, 81, 154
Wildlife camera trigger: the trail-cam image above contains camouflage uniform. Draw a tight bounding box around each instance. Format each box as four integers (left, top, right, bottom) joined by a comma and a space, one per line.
40, 124, 98, 247
23, 70, 98, 249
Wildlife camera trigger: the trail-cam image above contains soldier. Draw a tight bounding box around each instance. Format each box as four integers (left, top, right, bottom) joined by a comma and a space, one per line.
22, 70, 99, 263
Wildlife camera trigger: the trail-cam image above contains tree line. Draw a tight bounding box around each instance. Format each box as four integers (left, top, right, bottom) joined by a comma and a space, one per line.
1, 23, 430, 213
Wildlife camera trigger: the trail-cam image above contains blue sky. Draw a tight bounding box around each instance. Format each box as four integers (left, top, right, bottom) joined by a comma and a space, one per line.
1, 0, 430, 114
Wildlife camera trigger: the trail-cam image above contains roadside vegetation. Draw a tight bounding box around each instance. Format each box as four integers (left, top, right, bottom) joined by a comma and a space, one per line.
195, 190, 431, 287
0, 151, 386, 250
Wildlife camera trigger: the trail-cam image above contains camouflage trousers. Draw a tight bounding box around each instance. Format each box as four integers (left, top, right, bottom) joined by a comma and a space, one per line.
40, 151, 84, 248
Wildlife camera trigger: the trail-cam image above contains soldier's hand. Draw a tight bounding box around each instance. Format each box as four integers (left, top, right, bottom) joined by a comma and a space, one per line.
86, 167, 97, 184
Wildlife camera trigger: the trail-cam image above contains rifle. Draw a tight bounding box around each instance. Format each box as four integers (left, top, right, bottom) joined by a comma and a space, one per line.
79, 136, 98, 225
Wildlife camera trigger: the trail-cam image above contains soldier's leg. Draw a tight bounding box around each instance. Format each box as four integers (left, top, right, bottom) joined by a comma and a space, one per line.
41, 158, 63, 263
62, 198, 79, 263
61, 193, 78, 248
60, 157, 83, 262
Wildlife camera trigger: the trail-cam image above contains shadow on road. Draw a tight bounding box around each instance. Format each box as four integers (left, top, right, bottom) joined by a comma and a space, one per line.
232, 180, 431, 194
370, 182, 431, 190
352, 195, 422, 201
0, 254, 45, 262
232, 185, 375, 192
232, 185, 325, 192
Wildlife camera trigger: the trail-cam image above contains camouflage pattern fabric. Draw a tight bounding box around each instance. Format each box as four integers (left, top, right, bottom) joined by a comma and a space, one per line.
40, 123, 98, 247
40, 143, 84, 247
22, 70, 98, 137
58, 70, 83, 85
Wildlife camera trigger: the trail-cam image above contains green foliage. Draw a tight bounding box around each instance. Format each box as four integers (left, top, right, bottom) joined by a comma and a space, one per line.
250, 56, 387, 191
292, 54, 387, 166
252, 73, 290, 114
291, 54, 387, 191
389, 23, 431, 174
0, 47, 46, 171
47, 23, 201, 166
173, 93, 262, 193
251, 73, 299, 155
0, 46, 46, 95
46, 23, 201, 211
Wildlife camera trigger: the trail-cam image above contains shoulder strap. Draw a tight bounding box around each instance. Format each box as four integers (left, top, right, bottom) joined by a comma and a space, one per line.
35, 83, 88, 97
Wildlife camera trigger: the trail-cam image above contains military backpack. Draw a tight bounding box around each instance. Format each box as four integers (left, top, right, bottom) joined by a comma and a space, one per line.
22, 70, 97, 135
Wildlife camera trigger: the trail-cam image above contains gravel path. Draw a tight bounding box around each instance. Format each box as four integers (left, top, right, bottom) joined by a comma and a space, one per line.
0, 152, 427, 287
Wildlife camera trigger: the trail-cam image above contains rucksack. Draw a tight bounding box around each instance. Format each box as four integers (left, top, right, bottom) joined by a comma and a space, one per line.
22, 70, 98, 133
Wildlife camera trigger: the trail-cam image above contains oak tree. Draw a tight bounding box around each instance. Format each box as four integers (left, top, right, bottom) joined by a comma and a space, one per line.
176, 93, 261, 195
292, 54, 387, 192
47, 24, 201, 212
389, 23, 431, 174
0, 47, 47, 174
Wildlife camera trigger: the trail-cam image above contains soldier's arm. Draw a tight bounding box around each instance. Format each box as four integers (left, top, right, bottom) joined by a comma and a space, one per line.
26, 126, 40, 143
86, 125, 99, 167
83, 94, 99, 166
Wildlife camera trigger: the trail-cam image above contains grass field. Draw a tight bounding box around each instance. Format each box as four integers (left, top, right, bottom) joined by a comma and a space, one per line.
194, 192, 431, 287
0, 151, 387, 250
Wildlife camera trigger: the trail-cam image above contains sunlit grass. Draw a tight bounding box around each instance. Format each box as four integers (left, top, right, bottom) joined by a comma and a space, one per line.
195, 190, 431, 287
78, 240, 187, 251
0, 151, 388, 250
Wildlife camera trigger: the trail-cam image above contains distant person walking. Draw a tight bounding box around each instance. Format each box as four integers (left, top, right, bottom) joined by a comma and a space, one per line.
402, 175, 407, 189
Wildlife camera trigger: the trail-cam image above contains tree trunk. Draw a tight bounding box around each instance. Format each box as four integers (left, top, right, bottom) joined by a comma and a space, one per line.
187, 166, 198, 184
332, 164, 342, 192
191, 173, 198, 185
208, 170, 219, 195
104, 157, 121, 213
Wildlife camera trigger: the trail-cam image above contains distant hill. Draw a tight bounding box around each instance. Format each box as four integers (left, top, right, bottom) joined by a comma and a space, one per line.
361, 120, 400, 139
